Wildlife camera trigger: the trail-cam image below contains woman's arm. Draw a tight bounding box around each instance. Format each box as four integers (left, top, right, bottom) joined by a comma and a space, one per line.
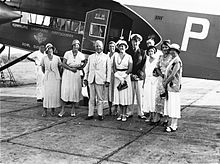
61, 58, 77, 72
163, 62, 180, 87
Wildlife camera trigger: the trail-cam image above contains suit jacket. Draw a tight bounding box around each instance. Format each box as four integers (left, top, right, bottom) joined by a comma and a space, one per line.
84, 52, 111, 85
127, 47, 146, 80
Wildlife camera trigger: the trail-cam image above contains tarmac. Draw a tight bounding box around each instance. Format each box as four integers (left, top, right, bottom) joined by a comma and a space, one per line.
0, 77, 220, 164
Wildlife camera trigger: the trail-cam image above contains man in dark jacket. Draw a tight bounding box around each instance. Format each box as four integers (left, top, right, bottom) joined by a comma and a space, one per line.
127, 34, 146, 119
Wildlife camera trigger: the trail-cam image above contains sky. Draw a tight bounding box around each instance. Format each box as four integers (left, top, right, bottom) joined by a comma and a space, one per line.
115, 0, 220, 15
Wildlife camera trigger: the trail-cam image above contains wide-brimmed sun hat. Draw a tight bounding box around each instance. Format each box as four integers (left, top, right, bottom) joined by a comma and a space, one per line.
45, 43, 55, 52
130, 33, 143, 42
169, 43, 180, 54
116, 40, 129, 50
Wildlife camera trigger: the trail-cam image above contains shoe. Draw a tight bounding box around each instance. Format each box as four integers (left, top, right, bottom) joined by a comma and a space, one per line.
71, 113, 76, 117
121, 115, 127, 122
126, 114, 133, 118
98, 115, 104, 121
85, 116, 94, 120
117, 115, 122, 121
58, 112, 65, 117
138, 115, 146, 119
165, 126, 177, 132
145, 117, 151, 122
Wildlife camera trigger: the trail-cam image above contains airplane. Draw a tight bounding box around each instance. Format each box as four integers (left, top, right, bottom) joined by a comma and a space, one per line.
0, 1, 21, 25
0, 0, 219, 80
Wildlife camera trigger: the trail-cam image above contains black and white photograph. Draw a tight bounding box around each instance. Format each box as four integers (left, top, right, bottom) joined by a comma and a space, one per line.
0, 0, 219, 163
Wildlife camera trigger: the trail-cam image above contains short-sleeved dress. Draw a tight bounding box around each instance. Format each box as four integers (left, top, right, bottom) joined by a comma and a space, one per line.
104, 52, 117, 102
155, 54, 173, 114
61, 50, 85, 102
41, 55, 61, 108
142, 56, 159, 113
113, 53, 133, 105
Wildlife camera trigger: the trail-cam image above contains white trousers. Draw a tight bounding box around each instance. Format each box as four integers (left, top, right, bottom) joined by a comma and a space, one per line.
127, 80, 144, 116
36, 66, 44, 100
88, 83, 104, 116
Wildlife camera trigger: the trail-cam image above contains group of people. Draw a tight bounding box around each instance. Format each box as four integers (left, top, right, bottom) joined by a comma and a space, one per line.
28, 33, 183, 132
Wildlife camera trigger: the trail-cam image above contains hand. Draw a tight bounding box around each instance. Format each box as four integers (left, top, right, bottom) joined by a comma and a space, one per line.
71, 67, 77, 73
162, 81, 167, 88
84, 80, 88, 86
104, 82, 110, 87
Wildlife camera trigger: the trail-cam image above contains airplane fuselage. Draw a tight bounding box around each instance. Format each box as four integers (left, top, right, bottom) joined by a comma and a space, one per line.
126, 5, 220, 80
0, 0, 219, 80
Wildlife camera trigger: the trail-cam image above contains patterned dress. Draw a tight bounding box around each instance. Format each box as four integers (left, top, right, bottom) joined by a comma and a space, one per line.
155, 54, 173, 114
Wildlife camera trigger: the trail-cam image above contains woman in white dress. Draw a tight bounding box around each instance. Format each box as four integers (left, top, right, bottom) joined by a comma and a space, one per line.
113, 40, 133, 122
142, 46, 159, 123
106, 41, 118, 115
40, 43, 62, 117
58, 39, 86, 117
163, 43, 183, 132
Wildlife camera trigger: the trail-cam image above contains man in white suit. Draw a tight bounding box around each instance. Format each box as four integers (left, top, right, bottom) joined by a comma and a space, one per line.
27, 44, 45, 102
84, 40, 111, 121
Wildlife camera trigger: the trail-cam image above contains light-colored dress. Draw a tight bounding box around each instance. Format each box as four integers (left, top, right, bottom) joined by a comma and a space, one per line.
61, 50, 85, 102
164, 56, 182, 118
142, 56, 159, 113
155, 54, 173, 114
41, 55, 61, 108
113, 53, 132, 105
104, 52, 117, 102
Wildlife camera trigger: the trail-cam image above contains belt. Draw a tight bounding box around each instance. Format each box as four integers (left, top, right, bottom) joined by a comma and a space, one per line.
116, 69, 127, 71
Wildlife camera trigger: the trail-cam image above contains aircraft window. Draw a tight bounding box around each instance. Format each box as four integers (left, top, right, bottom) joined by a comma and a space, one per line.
89, 23, 106, 38
20, 12, 29, 24
79, 22, 85, 34
29, 13, 37, 24
71, 21, 80, 33
42, 16, 50, 26
35, 14, 44, 25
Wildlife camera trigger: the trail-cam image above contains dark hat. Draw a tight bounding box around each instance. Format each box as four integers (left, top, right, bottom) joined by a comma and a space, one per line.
147, 45, 157, 53
162, 40, 171, 46
130, 34, 143, 42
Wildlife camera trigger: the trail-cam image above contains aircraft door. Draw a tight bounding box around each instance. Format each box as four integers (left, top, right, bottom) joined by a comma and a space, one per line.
81, 9, 110, 54
106, 11, 133, 48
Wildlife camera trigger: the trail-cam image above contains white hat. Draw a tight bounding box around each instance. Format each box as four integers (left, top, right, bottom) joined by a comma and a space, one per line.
116, 40, 129, 50
130, 33, 143, 42
146, 38, 155, 46
45, 43, 54, 52
72, 39, 80, 45
169, 43, 180, 53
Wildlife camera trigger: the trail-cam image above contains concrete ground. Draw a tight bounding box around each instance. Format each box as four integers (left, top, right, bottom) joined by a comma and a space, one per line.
0, 77, 220, 164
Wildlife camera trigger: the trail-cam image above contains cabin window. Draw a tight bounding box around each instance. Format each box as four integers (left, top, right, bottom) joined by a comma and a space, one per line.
13, 11, 84, 34
89, 23, 106, 38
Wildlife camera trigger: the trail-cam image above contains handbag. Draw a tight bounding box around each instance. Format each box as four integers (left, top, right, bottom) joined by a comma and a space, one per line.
117, 81, 128, 91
